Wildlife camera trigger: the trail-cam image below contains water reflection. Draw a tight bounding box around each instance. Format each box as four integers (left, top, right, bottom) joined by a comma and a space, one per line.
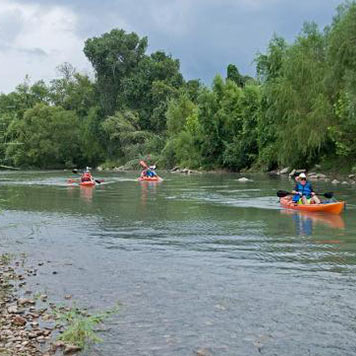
139, 181, 159, 207
80, 185, 94, 203
281, 209, 345, 236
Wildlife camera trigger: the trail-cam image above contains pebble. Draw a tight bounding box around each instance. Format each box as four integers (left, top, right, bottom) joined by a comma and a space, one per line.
12, 315, 27, 326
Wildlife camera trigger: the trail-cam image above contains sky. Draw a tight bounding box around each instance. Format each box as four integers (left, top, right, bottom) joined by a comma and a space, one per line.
0, 0, 344, 93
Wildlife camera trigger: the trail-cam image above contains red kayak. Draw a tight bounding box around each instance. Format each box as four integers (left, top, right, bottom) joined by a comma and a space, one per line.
138, 176, 163, 182
280, 197, 345, 215
68, 179, 96, 187
79, 180, 96, 187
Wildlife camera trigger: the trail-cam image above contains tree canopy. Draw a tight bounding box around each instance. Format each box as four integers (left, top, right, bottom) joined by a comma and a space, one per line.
1, 1, 356, 172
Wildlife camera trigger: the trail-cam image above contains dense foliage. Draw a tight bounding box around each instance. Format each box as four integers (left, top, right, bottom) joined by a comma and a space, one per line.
1, 2, 356, 171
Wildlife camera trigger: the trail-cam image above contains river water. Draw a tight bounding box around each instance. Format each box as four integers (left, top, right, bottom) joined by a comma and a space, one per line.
0, 170, 356, 355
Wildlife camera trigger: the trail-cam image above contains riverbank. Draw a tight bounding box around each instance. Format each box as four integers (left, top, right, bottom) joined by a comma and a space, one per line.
0, 253, 104, 355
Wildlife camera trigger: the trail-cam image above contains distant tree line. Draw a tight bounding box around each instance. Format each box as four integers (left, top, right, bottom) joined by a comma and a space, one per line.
0, 1, 355, 171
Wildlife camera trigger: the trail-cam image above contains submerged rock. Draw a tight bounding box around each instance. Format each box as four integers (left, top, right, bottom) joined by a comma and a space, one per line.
195, 348, 212, 356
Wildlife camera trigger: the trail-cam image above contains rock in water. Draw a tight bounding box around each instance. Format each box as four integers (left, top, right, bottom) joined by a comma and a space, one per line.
237, 177, 251, 182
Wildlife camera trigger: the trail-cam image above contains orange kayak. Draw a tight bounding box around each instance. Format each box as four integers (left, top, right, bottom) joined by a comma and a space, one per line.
280, 197, 345, 215
138, 176, 163, 182
79, 180, 95, 187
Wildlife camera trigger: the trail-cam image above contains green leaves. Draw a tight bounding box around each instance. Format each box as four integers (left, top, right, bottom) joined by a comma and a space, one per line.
5, 104, 81, 168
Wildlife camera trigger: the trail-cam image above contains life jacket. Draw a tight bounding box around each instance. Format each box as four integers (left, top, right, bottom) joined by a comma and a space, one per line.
293, 181, 313, 202
81, 172, 92, 182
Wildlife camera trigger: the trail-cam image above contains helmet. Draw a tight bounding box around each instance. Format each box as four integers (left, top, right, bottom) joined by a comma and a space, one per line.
299, 173, 307, 179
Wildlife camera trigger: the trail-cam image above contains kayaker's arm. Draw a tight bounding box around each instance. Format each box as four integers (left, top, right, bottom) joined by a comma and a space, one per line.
292, 185, 301, 195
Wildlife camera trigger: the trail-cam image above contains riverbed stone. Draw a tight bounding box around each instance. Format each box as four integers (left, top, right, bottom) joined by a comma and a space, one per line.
18, 298, 35, 306
64, 344, 82, 354
332, 179, 340, 184
12, 315, 26, 326
7, 305, 19, 314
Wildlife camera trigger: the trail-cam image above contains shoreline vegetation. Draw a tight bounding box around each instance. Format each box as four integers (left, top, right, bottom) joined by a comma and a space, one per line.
0, 1, 355, 175
0, 253, 117, 355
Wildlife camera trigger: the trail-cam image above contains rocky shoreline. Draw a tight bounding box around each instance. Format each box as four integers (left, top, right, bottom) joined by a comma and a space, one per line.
0, 255, 81, 355
96, 164, 356, 183
268, 167, 356, 185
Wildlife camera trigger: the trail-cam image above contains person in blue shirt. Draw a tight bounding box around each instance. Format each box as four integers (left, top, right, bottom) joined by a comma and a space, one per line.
292, 173, 320, 204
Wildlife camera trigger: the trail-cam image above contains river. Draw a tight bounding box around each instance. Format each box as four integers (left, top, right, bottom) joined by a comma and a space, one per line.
0, 170, 355, 355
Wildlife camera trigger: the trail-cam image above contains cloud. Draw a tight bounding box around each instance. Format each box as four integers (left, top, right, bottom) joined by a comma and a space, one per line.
0, 0, 344, 92
0, 0, 89, 93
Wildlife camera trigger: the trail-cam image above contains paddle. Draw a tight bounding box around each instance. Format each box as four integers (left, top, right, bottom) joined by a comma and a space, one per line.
277, 190, 334, 199
67, 178, 79, 183
71, 169, 103, 184
139, 160, 148, 169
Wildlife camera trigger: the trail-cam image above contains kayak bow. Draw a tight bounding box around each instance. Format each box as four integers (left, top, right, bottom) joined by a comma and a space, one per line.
79, 180, 96, 187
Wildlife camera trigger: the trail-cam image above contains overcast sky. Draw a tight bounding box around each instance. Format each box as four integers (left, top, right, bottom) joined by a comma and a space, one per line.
0, 0, 343, 93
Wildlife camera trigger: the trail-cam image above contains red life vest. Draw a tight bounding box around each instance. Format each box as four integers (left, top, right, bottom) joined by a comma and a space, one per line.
81, 172, 92, 182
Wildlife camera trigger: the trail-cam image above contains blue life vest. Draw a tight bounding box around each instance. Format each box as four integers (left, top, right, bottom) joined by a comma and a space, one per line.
146, 170, 156, 177
293, 182, 313, 202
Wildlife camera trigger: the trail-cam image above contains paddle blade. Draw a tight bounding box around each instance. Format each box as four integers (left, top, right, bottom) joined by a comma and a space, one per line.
139, 160, 148, 169
95, 179, 104, 184
277, 190, 291, 198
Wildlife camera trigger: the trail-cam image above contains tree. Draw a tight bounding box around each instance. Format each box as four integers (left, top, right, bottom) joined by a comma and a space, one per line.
84, 29, 148, 115
6, 104, 81, 168
121, 51, 184, 132
101, 110, 161, 162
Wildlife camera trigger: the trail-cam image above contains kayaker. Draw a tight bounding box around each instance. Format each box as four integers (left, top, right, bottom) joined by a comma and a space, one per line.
292, 173, 320, 204
141, 165, 157, 178
81, 167, 93, 182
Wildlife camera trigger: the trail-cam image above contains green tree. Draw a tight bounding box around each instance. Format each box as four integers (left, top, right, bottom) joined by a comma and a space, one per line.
101, 110, 161, 162
6, 104, 81, 168
84, 29, 148, 115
